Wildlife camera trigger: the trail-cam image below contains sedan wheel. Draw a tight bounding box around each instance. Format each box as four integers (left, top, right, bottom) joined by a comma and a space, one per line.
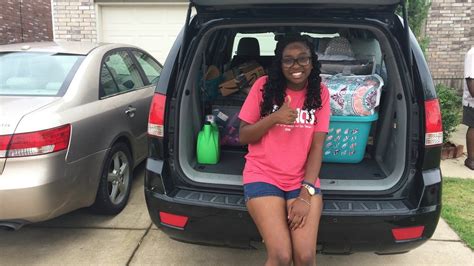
107, 151, 130, 205
92, 142, 133, 215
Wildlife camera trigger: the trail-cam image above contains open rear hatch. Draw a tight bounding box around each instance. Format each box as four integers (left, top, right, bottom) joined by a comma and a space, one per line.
191, 0, 402, 14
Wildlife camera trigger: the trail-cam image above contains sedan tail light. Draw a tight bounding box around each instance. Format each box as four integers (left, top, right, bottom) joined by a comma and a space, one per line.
0, 135, 12, 158
0, 124, 71, 158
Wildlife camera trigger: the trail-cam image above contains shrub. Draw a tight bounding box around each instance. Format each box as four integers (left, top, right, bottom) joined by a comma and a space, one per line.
396, 0, 431, 55
436, 83, 462, 143
406, 0, 431, 38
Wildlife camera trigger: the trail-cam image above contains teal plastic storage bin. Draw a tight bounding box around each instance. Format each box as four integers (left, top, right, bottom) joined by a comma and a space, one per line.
322, 113, 378, 163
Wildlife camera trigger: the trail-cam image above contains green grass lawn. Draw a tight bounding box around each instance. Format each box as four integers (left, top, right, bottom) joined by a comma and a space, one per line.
441, 178, 474, 249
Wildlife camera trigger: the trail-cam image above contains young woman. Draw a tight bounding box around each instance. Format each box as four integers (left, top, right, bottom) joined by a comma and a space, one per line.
238, 35, 330, 266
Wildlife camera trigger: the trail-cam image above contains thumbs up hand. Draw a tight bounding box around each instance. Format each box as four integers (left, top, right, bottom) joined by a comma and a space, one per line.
271, 95, 298, 125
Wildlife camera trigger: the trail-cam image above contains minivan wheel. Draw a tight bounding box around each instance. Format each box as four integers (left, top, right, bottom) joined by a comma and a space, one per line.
92, 142, 133, 215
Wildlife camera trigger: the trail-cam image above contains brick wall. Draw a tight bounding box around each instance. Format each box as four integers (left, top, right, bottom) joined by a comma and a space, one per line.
426, 0, 474, 90
52, 0, 97, 42
0, 0, 53, 45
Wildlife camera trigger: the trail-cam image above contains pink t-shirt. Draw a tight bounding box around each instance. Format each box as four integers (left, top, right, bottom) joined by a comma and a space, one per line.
239, 76, 330, 191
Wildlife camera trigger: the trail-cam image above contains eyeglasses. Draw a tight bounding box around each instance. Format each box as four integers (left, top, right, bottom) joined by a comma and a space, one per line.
281, 56, 312, 68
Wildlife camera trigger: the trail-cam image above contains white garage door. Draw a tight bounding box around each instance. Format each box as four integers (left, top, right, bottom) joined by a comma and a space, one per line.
99, 4, 188, 63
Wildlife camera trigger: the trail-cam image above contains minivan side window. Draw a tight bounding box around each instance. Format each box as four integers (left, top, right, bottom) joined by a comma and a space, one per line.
131, 51, 162, 84
100, 51, 144, 97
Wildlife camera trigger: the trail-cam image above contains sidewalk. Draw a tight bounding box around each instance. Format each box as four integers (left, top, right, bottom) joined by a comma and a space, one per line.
440, 124, 474, 179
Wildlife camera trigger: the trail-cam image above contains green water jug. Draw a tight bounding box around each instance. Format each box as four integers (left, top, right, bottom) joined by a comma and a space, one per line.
197, 122, 220, 164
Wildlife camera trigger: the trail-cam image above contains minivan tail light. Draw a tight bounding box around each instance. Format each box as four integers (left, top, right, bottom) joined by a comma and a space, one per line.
424, 99, 443, 146
3, 124, 71, 158
148, 93, 166, 137
159, 211, 188, 228
392, 226, 424, 241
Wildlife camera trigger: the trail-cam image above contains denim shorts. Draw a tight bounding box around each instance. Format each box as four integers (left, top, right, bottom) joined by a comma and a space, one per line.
243, 182, 322, 202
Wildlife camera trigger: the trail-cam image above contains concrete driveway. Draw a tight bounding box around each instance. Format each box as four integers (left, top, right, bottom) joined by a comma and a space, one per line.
0, 165, 472, 265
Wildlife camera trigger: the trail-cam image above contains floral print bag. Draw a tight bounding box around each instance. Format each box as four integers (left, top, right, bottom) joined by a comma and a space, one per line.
321, 74, 384, 116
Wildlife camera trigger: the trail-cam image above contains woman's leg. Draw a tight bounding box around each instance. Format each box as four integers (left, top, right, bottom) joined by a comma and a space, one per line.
247, 196, 293, 266
287, 195, 323, 266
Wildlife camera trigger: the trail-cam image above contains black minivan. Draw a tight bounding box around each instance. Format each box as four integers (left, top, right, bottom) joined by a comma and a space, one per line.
145, 0, 443, 254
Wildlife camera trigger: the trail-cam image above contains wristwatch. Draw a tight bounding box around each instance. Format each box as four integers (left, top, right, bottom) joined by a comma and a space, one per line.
302, 183, 316, 196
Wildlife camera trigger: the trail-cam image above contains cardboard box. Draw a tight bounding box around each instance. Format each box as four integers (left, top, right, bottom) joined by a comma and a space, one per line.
222, 61, 260, 80
219, 62, 265, 96
219, 80, 240, 96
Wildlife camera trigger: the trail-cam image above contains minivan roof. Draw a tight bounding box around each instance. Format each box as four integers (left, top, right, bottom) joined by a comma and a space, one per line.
191, 0, 401, 6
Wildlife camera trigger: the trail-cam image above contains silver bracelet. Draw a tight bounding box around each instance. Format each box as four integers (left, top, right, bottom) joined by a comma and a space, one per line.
297, 197, 311, 206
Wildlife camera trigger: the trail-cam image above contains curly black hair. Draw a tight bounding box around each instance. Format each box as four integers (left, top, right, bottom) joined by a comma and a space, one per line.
260, 35, 322, 122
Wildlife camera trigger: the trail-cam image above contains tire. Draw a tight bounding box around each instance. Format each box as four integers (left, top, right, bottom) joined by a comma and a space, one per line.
91, 142, 133, 215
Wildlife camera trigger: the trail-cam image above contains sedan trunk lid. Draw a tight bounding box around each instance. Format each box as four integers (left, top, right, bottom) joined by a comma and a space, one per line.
0, 96, 59, 135
0, 96, 59, 174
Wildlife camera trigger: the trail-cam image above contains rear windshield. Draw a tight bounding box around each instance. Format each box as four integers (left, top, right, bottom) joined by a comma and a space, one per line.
0, 52, 84, 96
227, 29, 383, 76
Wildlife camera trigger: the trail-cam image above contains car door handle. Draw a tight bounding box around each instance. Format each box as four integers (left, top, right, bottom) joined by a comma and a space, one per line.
125, 106, 137, 117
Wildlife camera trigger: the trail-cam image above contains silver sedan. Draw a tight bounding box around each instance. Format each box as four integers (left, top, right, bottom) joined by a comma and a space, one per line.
0, 42, 162, 229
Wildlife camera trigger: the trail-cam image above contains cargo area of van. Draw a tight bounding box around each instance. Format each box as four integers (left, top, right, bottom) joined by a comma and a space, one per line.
176, 24, 409, 192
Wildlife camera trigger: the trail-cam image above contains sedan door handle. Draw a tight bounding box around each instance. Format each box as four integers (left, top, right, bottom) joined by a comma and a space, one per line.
125, 106, 137, 117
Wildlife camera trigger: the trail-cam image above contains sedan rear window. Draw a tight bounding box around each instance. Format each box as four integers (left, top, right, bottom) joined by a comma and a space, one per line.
0, 52, 84, 96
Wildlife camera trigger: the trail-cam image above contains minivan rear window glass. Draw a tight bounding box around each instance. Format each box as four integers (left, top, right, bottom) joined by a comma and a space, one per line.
232, 33, 277, 56
0, 52, 83, 96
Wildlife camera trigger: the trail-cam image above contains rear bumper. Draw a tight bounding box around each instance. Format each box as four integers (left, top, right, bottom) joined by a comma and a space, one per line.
0, 150, 106, 223
145, 189, 258, 248
145, 186, 441, 254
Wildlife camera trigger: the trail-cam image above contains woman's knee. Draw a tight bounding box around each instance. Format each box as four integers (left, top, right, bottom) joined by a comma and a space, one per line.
293, 249, 315, 266
268, 248, 292, 265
